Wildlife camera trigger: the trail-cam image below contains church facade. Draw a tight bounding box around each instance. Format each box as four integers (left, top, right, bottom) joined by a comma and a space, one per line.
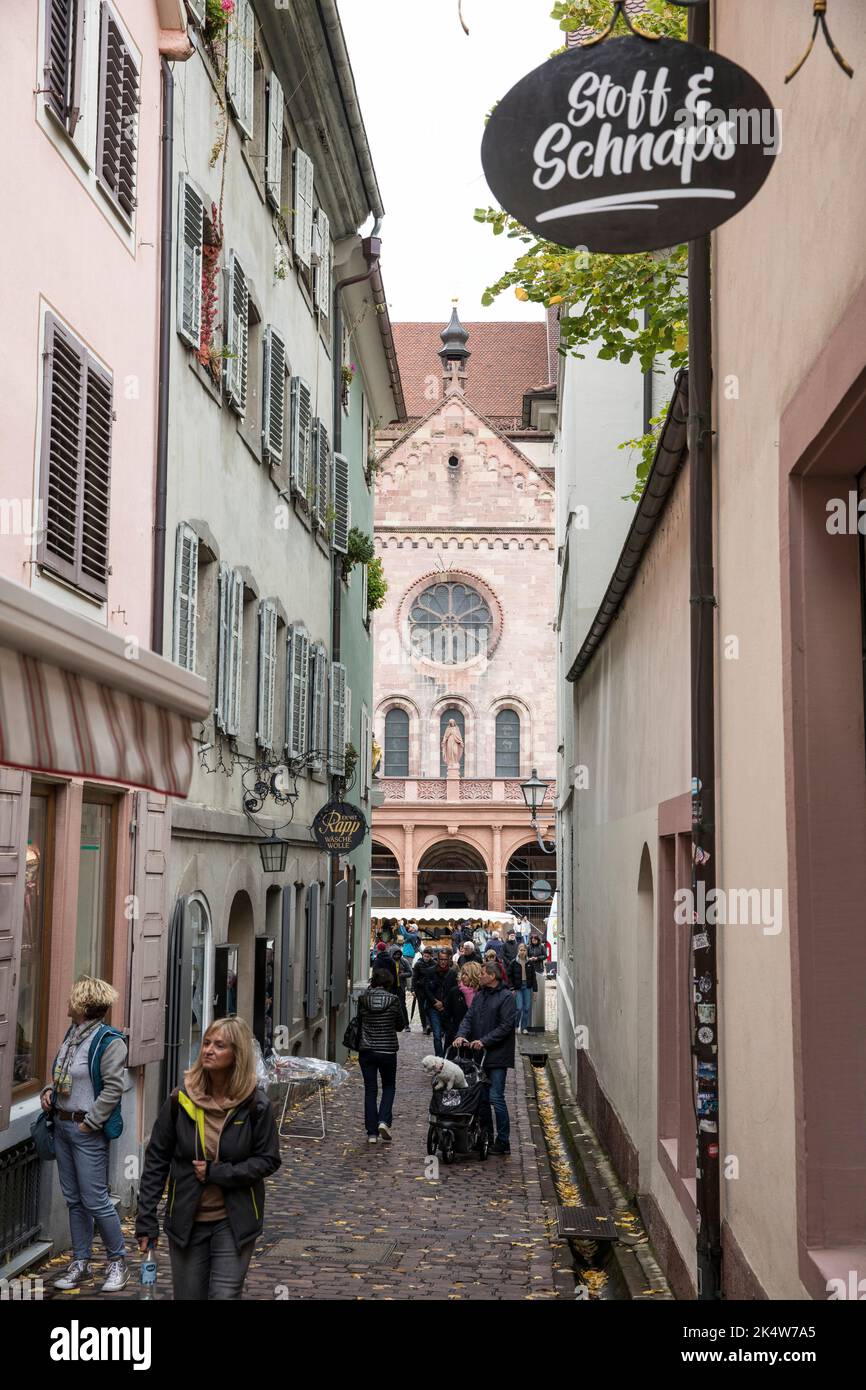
371, 311, 558, 924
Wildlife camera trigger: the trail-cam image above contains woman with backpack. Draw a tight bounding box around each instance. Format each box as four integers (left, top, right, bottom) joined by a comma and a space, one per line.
40, 976, 129, 1292
135, 1015, 280, 1300
357, 967, 409, 1144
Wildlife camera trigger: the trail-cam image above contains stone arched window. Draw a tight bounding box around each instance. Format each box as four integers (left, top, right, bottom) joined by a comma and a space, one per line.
384, 707, 409, 776
495, 708, 520, 777
409, 580, 492, 664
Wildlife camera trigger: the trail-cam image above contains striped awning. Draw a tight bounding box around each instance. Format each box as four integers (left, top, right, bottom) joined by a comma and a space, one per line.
0, 577, 211, 799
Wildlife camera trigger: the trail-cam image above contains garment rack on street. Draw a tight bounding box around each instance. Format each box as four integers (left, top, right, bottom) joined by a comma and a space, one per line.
278, 1077, 327, 1140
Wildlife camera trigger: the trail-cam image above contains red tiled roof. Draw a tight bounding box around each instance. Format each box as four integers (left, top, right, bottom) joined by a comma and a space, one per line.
391, 321, 552, 425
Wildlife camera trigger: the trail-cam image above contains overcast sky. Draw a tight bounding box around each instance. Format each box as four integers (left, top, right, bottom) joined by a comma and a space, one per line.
340, 0, 557, 325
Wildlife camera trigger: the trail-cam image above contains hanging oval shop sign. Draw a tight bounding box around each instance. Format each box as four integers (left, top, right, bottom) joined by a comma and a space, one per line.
312, 800, 368, 854
481, 36, 779, 254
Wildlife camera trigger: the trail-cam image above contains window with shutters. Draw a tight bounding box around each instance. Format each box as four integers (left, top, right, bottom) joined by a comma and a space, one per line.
227, 0, 255, 140
265, 73, 284, 210
96, 1, 140, 223
277, 122, 292, 241
495, 708, 521, 778
314, 209, 332, 318
186, 0, 206, 27
38, 313, 113, 602
290, 378, 313, 501
312, 419, 330, 528
286, 626, 310, 761
331, 452, 350, 553
224, 251, 249, 415
173, 524, 199, 672
216, 563, 244, 737
241, 41, 267, 195
238, 292, 263, 459
328, 661, 347, 776
293, 148, 315, 274
308, 643, 327, 772
177, 174, 204, 350
43, 0, 86, 138
384, 708, 409, 777
256, 600, 278, 749
262, 326, 287, 467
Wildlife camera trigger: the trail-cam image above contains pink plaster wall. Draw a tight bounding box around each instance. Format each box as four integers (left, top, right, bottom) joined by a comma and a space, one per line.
0, 0, 164, 643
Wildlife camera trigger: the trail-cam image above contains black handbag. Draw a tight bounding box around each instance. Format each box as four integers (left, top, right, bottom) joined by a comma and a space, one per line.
342, 1003, 362, 1053
31, 1096, 56, 1161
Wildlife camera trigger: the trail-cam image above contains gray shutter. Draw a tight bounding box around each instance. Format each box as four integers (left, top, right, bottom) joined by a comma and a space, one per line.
127, 792, 171, 1067
360, 705, 370, 797
262, 326, 286, 464
79, 354, 113, 599
286, 627, 309, 758
315, 209, 331, 315
215, 561, 230, 731
224, 251, 249, 415
265, 74, 284, 209
173, 523, 199, 671
228, 569, 244, 736
331, 878, 349, 1008
293, 149, 314, 268
227, 0, 254, 139
328, 660, 347, 775
177, 175, 203, 349
331, 452, 349, 552
45, 0, 85, 135
313, 420, 330, 526
186, 0, 206, 25
0, 769, 30, 1130
257, 601, 278, 749
96, 2, 140, 220
304, 882, 320, 1018
310, 644, 326, 770
290, 377, 311, 495
279, 887, 294, 1029
361, 562, 369, 622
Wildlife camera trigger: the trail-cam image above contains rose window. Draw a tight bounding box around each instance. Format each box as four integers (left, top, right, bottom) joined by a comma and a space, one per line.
409, 582, 493, 664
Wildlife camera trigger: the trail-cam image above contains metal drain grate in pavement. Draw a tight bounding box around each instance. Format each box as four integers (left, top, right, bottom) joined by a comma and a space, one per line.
556, 1206, 618, 1241
269, 1237, 399, 1265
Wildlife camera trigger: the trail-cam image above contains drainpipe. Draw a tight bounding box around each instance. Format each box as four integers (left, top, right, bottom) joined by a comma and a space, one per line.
326, 227, 382, 1058
151, 57, 174, 656
688, 6, 722, 1301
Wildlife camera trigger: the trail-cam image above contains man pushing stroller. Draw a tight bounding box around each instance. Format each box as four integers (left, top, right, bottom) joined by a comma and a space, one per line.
453, 959, 517, 1156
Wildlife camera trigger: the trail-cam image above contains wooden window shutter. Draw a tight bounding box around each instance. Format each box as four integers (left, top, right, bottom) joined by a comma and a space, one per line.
309, 644, 326, 770
265, 74, 284, 209
360, 705, 370, 797
186, 0, 206, 26
228, 569, 244, 736
314, 210, 331, 314
304, 882, 320, 1018
293, 149, 314, 268
331, 451, 350, 552
44, 0, 85, 135
328, 660, 347, 775
286, 626, 310, 759
39, 315, 113, 602
127, 792, 171, 1067
227, 0, 254, 139
0, 769, 30, 1130
215, 561, 231, 732
257, 600, 278, 749
97, 2, 140, 220
290, 377, 312, 495
313, 420, 330, 526
172, 523, 199, 672
262, 326, 287, 465
177, 175, 204, 349
224, 251, 249, 415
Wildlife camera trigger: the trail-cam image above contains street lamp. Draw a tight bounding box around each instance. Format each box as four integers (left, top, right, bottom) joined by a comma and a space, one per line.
520, 768, 556, 855
258, 832, 289, 873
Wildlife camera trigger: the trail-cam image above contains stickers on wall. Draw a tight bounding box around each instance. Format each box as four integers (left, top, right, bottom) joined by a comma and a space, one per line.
697, 1091, 719, 1117
699, 974, 712, 995
699, 1119, 718, 1134
697, 1061, 718, 1082
697, 1004, 716, 1024
707, 1143, 720, 1159
697, 1026, 714, 1044
692, 932, 710, 952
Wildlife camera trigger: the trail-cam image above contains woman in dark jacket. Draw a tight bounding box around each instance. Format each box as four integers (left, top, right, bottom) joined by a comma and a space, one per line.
508, 946, 537, 1033
358, 968, 409, 1144
135, 1015, 280, 1300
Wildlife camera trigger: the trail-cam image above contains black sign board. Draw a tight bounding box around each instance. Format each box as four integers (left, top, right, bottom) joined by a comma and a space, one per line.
481, 36, 778, 254
312, 800, 368, 854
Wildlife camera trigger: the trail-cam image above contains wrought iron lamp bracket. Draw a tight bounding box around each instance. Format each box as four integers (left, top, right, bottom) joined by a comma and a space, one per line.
578, 0, 709, 49
785, 1, 854, 84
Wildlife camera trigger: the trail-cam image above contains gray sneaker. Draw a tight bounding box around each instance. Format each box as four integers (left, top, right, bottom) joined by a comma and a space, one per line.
100, 1259, 130, 1292
378, 1123, 392, 1142
54, 1259, 94, 1290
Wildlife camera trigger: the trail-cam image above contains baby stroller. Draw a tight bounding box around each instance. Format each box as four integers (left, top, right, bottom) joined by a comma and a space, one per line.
426, 1046, 490, 1164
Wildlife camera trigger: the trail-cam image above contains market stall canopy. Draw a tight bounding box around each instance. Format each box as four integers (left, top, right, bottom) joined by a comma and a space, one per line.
371, 908, 518, 928
0, 575, 210, 797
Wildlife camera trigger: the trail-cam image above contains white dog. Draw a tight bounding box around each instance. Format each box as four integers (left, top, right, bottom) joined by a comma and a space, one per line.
422, 1055, 468, 1091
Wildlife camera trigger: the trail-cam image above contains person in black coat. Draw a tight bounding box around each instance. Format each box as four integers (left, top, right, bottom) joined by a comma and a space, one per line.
422, 949, 457, 1057
442, 962, 482, 1050
507, 946, 537, 1033
527, 932, 547, 972
357, 969, 410, 1143
453, 961, 517, 1155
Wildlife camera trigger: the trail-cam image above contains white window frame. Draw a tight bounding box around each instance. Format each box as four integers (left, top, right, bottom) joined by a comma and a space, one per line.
177, 173, 203, 349
172, 523, 199, 672
227, 0, 254, 140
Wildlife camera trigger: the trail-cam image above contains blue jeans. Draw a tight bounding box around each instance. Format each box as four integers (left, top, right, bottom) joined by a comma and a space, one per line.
53, 1120, 125, 1261
483, 1067, 510, 1146
517, 986, 532, 1030
429, 1006, 446, 1057
169, 1219, 255, 1300
359, 1051, 397, 1135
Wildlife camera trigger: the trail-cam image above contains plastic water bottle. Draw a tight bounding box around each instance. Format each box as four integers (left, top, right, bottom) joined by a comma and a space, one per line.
140, 1244, 157, 1300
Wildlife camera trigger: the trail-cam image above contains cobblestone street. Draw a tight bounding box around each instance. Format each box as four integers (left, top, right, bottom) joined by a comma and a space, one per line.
43, 1017, 567, 1302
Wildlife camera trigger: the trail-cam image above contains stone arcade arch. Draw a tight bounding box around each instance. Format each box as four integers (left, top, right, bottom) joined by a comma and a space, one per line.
416, 840, 489, 910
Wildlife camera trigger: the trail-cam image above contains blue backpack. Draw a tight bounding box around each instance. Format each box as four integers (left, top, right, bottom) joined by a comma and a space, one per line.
88, 1024, 127, 1139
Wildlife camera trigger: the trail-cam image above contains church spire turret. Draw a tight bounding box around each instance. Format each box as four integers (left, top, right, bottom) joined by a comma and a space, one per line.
438, 305, 470, 395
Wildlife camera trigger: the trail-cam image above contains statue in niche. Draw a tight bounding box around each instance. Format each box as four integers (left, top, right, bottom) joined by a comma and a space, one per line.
441, 719, 465, 773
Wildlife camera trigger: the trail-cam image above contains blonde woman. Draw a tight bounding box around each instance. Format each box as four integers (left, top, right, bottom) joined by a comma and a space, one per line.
40, 977, 129, 1292
443, 961, 482, 1049
135, 1016, 280, 1300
